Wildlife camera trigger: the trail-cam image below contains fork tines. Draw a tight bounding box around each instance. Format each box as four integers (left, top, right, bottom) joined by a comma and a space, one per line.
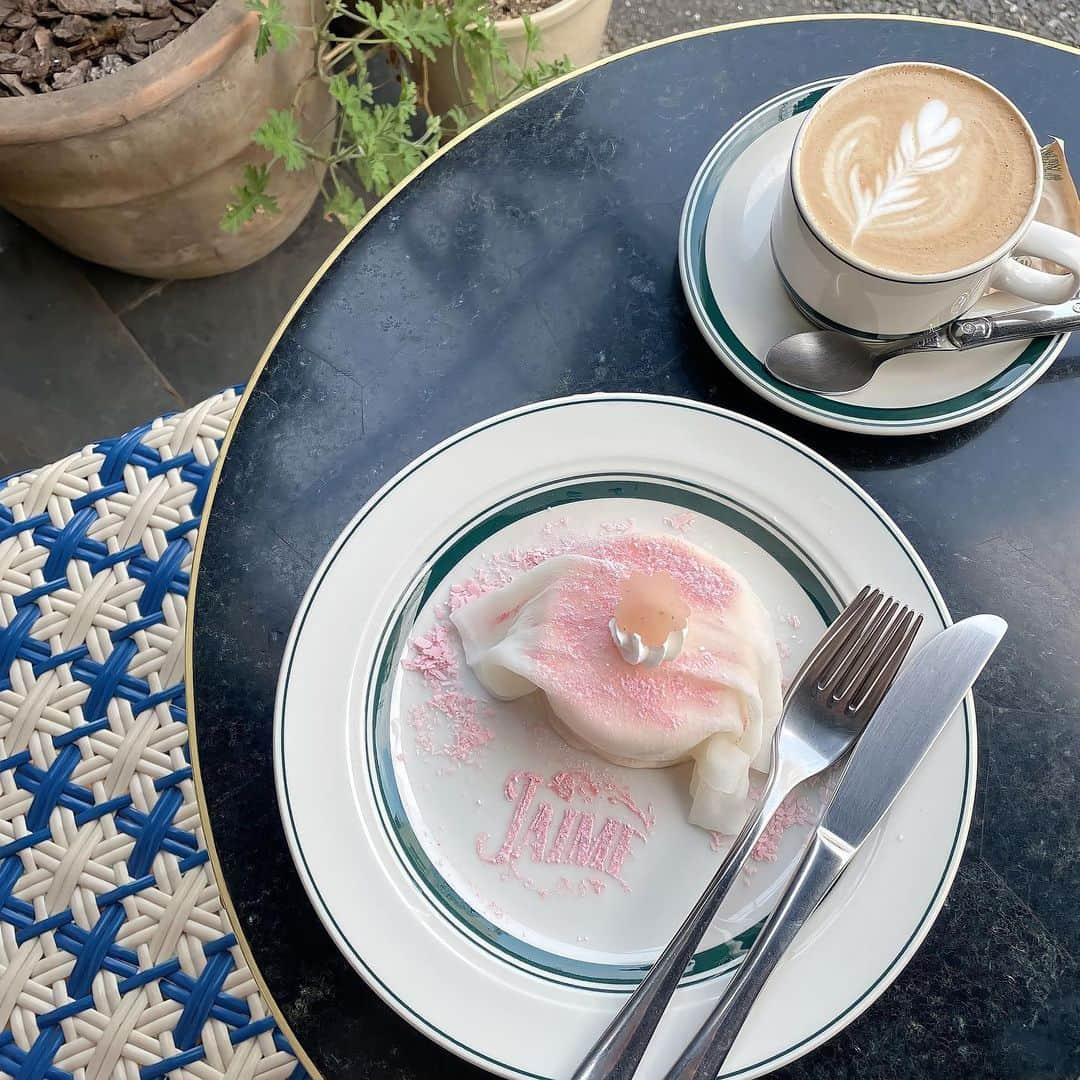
813, 587, 924, 715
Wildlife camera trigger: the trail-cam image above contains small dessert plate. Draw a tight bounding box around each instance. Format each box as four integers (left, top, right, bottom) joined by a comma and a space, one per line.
274, 396, 976, 1078
679, 78, 1070, 436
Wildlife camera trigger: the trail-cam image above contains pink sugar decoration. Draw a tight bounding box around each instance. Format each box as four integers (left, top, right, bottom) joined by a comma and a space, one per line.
402, 623, 459, 685
516, 534, 738, 734
448, 577, 493, 613
479, 771, 541, 864
708, 788, 817, 863
599, 518, 634, 536
479, 768, 650, 896
569, 812, 597, 866
525, 802, 554, 861
751, 792, 815, 861
549, 768, 655, 832
663, 511, 696, 533
583, 817, 620, 871
781, 612, 802, 630
408, 689, 495, 766
605, 822, 641, 882
547, 807, 579, 864
777, 640, 792, 661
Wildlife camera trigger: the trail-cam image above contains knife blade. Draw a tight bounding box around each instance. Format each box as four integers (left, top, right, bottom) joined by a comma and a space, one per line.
820, 612, 1006, 850
665, 614, 1007, 1080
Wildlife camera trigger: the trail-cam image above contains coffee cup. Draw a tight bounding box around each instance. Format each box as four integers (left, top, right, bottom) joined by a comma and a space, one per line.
771, 62, 1080, 339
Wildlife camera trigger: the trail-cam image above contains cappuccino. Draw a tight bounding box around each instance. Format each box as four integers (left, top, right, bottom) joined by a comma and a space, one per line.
794, 63, 1038, 277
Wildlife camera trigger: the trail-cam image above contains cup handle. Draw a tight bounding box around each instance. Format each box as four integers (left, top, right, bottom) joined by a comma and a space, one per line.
990, 220, 1080, 304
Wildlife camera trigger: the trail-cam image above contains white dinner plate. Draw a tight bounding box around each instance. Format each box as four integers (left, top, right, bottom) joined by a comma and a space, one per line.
274, 395, 975, 1078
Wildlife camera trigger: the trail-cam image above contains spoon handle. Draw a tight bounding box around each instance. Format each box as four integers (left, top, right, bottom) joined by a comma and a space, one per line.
949, 297, 1080, 348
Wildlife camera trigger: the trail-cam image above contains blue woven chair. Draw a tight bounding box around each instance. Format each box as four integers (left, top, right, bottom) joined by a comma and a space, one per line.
0, 389, 303, 1080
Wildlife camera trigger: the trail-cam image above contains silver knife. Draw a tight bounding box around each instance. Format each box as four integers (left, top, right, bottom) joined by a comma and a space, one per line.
666, 614, 1007, 1080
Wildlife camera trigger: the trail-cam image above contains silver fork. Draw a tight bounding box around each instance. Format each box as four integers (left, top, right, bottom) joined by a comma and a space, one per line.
573, 586, 923, 1080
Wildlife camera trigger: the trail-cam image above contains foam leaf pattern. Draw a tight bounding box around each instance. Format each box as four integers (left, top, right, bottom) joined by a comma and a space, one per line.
824, 99, 963, 244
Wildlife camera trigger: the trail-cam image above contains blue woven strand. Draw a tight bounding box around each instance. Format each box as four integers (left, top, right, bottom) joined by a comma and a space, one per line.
0, 397, 307, 1080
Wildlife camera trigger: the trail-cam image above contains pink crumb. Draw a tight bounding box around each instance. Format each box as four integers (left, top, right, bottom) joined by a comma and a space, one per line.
781, 612, 802, 630
448, 577, 494, 613
663, 511, 696, 533
776, 640, 792, 661
750, 792, 816, 861
709, 789, 817, 863
409, 689, 495, 765
402, 622, 459, 685
599, 519, 634, 536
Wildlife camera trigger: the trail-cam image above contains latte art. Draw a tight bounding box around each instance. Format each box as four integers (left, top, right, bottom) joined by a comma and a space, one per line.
828, 99, 962, 242
795, 64, 1038, 276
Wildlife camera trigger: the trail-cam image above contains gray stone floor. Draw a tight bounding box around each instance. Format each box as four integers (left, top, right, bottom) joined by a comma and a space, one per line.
4, 2, 1077, 475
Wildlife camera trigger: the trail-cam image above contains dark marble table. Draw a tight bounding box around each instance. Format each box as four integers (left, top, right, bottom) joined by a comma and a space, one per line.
191, 17, 1079, 1079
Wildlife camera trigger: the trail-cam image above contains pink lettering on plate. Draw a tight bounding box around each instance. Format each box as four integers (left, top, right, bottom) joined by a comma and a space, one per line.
477, 768, 654, 895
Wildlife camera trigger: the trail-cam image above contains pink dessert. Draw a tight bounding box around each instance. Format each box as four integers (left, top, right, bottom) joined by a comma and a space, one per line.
451, 533, 783, 834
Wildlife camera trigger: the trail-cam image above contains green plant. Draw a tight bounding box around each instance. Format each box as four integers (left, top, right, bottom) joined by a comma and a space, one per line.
223, 0, 572, 232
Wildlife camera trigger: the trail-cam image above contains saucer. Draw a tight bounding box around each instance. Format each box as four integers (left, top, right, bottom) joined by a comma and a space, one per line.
678, 78, 1070, 436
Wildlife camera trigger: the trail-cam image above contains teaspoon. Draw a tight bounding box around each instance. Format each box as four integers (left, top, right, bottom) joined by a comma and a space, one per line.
765, 298, 1080, 395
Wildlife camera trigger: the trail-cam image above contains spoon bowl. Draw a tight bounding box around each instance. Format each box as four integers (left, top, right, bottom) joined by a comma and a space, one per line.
765, 331, 899, 394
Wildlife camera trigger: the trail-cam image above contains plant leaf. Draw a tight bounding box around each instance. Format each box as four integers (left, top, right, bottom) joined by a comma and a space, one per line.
253, 108, 309, 171
445, 105, 471, 134
247, 0, 296, 58
323, 180, 367, 228
519, 55, 572, 90
221, 164, 280, 232
359, 0, 450, 62
521, 13, 541, 54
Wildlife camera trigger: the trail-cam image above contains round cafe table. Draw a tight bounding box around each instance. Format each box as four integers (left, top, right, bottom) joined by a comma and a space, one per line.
190, 16, 1080, 1079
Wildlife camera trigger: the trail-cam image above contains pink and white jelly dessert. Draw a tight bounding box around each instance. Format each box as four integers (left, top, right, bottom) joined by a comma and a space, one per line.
450, 534, 783, 834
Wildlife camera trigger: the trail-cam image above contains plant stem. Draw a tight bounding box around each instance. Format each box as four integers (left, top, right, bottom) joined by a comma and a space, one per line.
420, 53, 431, 117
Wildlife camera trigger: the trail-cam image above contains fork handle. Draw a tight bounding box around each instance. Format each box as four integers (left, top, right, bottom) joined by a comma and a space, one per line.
665, 828, 854, 1080
572, 776, 793, 1080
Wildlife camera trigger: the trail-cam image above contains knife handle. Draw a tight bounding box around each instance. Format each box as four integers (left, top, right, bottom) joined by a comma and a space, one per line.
665, 828, 855, 1080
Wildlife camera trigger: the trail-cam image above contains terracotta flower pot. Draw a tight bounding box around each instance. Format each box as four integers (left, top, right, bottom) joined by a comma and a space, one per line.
427, 0, 613, 118
0, 0, 333, 278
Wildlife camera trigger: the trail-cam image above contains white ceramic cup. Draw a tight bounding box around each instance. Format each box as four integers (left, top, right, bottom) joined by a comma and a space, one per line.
771, 62, 1080, 340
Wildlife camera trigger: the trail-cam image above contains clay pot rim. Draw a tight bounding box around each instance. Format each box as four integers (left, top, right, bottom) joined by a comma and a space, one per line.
495, 0, 605, 36
0, 0, 256, 146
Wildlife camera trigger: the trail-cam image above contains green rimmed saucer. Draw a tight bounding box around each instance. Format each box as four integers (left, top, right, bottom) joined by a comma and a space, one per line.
274, 395, 975, 1078
679, 78, 1069, 436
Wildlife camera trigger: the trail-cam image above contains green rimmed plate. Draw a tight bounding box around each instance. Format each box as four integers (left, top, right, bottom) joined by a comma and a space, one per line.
274, 395, 975, 1077
679, 79, 1069, 436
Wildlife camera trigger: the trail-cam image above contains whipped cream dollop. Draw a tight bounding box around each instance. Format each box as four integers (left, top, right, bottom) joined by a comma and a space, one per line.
609, 569, 690, 668
450, 534, 783, 834
609, 618, 687, 667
